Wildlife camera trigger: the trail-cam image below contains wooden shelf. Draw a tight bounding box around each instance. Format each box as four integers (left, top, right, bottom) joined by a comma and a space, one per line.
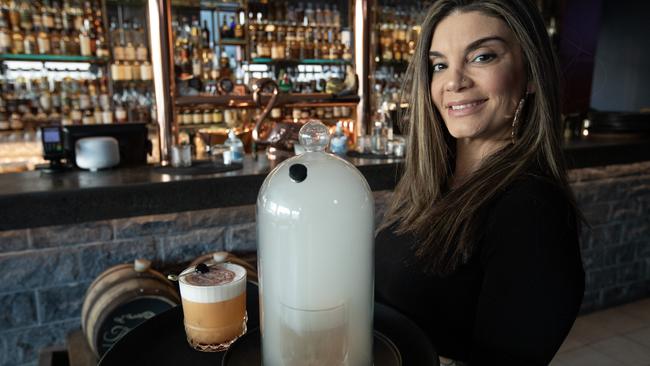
171, 0, 242, 11
220, 38, 247, 46
376, 60, 409, 71
250, 58, 352, 66
175, 93, 359, 108
178, 123, 228, 130
0, 54, 109, 63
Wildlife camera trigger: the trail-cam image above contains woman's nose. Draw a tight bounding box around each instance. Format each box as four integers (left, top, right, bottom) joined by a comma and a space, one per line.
445, 69, 471, 92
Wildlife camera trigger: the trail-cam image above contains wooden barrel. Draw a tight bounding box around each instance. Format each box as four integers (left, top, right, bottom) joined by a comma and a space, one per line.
81, 259, 180, 357
189, 251, 258, 284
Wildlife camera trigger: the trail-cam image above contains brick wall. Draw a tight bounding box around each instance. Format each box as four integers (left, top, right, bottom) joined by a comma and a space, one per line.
0, 206, 257, 366
0, 163, 648, 365
570, 162, 650, 313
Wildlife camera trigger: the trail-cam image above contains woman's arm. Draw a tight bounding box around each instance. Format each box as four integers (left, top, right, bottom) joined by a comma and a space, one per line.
469, 181, 585, 365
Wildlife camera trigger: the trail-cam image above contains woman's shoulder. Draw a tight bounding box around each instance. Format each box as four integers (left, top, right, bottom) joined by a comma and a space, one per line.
484, 171, 576, 236
492, 171, 568, 212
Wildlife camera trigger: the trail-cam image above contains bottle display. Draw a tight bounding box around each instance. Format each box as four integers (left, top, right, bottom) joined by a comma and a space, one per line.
0, 0, 109, 58
247, 2, 350, 62
374, 4, 423, 65
106, 3, 154, 124
171, 1, 352, 98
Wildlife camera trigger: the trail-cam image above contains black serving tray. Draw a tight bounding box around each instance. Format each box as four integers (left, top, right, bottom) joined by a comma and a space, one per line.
99, 282, 438, 366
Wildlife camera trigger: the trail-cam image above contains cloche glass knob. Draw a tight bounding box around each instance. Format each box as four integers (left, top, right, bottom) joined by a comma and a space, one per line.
299, 120, 330, 152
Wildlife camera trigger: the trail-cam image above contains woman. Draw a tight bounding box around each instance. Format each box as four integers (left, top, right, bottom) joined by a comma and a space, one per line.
375, 0, 585, 365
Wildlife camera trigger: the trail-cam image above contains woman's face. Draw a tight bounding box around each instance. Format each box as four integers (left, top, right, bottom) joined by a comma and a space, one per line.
429, 11, 529, 145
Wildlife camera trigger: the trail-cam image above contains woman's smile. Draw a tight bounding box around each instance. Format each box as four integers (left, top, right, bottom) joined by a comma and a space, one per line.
445, 98, 489, 117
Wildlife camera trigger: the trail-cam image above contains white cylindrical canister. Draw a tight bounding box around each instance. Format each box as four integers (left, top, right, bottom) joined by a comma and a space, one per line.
257, 121, 374, 365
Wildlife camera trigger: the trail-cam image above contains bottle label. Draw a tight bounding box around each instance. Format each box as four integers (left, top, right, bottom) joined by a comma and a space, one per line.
140, 64, 153, 80
0, 33, 10, 49
114, 46, 125, 60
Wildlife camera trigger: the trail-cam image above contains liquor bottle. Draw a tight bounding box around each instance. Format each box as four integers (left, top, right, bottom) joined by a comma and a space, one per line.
303, 29, 314, 59
93, 106, 102, 125
332, 4, 341, 27
248, 12, 257, 57
32, 4, 43, 30
52, 1, 62, 30
38, 78, 52, 112
221, 16, 231, 39
79, 22, 91, 56
82, 109, 95, 125
7, 0, 20, 31
37, 26, 50, 54
192, 47, 202, 78
140, 60, 153, 80
110, 19, 124, 60
115, 103, 127, 123
98, 79, 110, 110
122, 60, 133, 81
0, 109, 9, 131
61, 1, 72, 31
42, 0, 55, 30
95, 31, 109, 58
136, 39, 148, 61
323, 4, 332, 26
201, 20, 210, 48
22, 29, 35, 54
234, 13, 244, 39
50, 30, 62, 54
18, 0, 32, 32
0, 18, 11, 53
304, 3, 314, 26
124, 40, 135, 61
190, 16, 200, 46
70, 104, 82, 124
271, 25, 285, 60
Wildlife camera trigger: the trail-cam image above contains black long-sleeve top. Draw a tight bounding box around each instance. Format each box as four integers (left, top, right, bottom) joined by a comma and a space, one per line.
375, 173, 585, 365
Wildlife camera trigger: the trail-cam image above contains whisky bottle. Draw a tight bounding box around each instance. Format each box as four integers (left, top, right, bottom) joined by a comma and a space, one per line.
42, 0, 54, 30
0, 20, 11, 53
234, 14, 244, 39
221, 16, 231, 39
7, 0, 20, 31
50, 30, 62, 54
32, 4, 43, 30
22, 29, 35, 54
95, 31, 109, 58
201, 20, 210, 48
37, 26, 50, 54
192, 47, 202, 78
110, 19, 124, 60
52, 1, 62, 31
124, 41, 135, 61
18, 0, 32, 32
79, 23, 91, 56
140, 60, 153, 80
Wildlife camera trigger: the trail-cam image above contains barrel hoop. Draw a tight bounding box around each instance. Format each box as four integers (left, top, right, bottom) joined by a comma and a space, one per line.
83, 268, 171, 331
85, 276, 179, 355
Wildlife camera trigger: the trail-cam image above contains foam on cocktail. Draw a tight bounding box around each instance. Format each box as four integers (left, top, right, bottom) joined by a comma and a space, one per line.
179, 263, 246, 303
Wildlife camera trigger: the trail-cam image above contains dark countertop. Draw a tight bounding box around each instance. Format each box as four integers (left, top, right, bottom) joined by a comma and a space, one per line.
1, 135, 649, 231
0, 155, 403, 231
564, 135, 650, 169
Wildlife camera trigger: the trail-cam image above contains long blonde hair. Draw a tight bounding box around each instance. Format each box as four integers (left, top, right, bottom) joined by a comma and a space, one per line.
380, 0, 577, 276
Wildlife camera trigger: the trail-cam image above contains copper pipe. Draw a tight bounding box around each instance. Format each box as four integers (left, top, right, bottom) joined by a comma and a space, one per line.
148, 0, 175, 165
251, 78, 280, 145
354, 0, 373, 136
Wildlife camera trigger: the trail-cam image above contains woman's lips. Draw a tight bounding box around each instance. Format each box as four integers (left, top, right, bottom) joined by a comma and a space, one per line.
446, 99, 488, 117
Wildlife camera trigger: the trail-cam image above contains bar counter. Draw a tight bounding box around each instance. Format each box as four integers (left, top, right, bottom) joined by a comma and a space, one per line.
1, 135, 650, 231
0, 137, 649, 366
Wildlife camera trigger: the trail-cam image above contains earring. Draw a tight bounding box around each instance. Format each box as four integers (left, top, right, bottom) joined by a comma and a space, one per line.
511, 96, 526, 145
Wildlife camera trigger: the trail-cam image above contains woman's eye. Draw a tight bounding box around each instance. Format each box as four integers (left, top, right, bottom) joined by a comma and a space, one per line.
471, 53, 496, 63
431, 63, 447, 72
